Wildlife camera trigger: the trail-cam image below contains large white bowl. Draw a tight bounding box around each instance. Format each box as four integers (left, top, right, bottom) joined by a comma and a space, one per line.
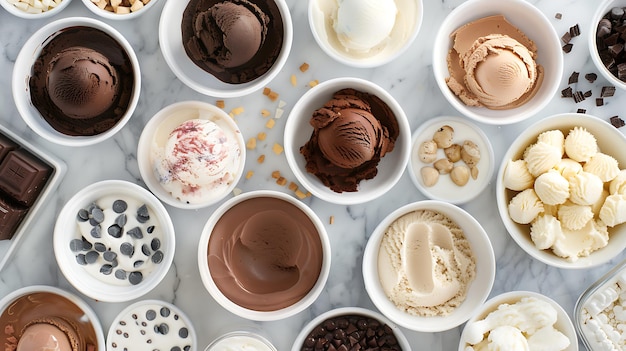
198, 190, 331, 321
496, 113, 626, 268
0, 0, 72, 19
137, 100, 246, 210
589, 0, 626, 90
433, 0, 563, 125
12, 17, 141, 147
53, 180, 175, 302
308, 0, 423, 68
291, 307, 411, 351
284, 77, 411, 205
362, 200, 495, 332
0, 285, 106, 351
158, 0, 293, 98
459, 291, 578, 351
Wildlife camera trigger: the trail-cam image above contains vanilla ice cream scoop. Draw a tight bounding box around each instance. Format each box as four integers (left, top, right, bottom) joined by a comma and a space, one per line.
599, 194, 626, 227
503, 159, 534, 191
569, 171, 604, 206
555, 158, 582, 180
537, 130, 565, 156
564, 126, 597, 162
610, 170, 626, 195
534, 170, 569, 205
333, 0, 397, 53
552, 220, 609, 261
508, 188, 544, 224
484, 325, 530, 351
530, 214, 561, 250
583, 152, 620, 182
524, 142, 562, 177
558, 202, 594, 230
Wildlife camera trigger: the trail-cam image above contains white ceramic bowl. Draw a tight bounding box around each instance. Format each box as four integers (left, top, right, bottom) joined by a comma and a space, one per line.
81, 0, 160, 20
12, 17, 141, 147
589, 0, 626, 90
459, 291, 578, 351
284, 77, 411, 205
158, 0, 292, 98
433, 0, 563, 125
362, 200, 495, 332
0, 0, 72, 19
137, 100, 246, 210
53, 180, 175, 303
0, 285, 106, 351
496, 113, 626, 269
198, 190, 331, 321
290, 307, 411, 351
205, 331, 277, 351
108, 299, 197, 351
308, 0, 423, 68
408, 116, 494, 204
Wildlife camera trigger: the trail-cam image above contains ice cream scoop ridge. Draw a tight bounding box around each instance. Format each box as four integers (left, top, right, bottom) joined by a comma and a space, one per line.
47, 47, 119, 120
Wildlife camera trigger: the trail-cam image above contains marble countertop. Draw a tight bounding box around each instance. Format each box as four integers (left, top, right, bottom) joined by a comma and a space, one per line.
1, 0, 625, 350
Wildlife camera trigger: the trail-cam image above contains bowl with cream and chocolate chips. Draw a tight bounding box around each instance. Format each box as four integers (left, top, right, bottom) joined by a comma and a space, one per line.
53, 180, 175, 303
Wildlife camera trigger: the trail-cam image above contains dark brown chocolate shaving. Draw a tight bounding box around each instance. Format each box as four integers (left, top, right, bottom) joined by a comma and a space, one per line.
568, 71, 579, 84
585, 73, 598, 82
577, 109, 587, 114
562, 32, 572, 44
573, 91, 585, 103
601, 86, 616, 97
610, 116, 625, 128
583, 90, 593, 98
561, 86, 573, 97
570, 24, 581, 37
563, 43, 573, 53
596, 98, 604, 106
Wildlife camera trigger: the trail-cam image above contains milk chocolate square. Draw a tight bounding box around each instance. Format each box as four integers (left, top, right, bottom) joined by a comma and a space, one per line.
0, 149, 52, 206
0, 134, 18, 162
0, 197, 28, 240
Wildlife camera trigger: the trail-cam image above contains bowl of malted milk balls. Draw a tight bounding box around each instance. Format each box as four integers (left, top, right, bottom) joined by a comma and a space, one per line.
496, 113, 626, 269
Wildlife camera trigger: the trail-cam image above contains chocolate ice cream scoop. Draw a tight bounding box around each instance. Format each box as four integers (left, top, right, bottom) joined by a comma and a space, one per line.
47, 47, 119, 120
17, 317, 80, 351
301, 88, 399, 193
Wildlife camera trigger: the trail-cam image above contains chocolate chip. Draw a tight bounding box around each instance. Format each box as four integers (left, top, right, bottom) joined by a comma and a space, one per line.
113, 199, 127, 213
127, 227, 143, 239
115, 269, 127, 280
137, 205, 150, 223
115, 214, 127, 228
100, 264, 113, 275
152, 250, 164, 264
141, 244, 151, 256
76, 254, 87, 265
129, 271, 143, 285
94, 242, 106, 252
91, 207, 104, 223
90, 226, 101, 238
172, 347, 181, 351
155, 323, 169, 335
108, 224, 122, 238
160, 307, 170, 317
151, 238, 160, 251
179, 328, 189, 338
85, 250, 99, 264
146, 309, 156, 321
77, 209, 89, 221
120, 242, 134, 256
147, 225, 155, 234
82, 237, 92, 250
133, 260, 144, 268
69, 239, 83, 252
103, 251, 117, 262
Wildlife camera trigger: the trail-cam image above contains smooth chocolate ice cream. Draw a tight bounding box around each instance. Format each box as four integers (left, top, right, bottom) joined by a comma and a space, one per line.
0, 292, 99, 351
182, 0, 284, 84
300, 88, 399, 193
29, 26, 135, 136
207, 196, 323, 311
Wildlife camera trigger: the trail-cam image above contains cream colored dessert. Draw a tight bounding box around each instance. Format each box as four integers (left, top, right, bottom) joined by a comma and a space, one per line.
377, 209, 475, 316
463, 297, 570, 350
504, 127, 626, 261
446, 15, 544, 110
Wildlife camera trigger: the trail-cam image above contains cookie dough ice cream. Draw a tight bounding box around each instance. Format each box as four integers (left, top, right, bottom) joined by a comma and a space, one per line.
377, 209, 476, 316
300, 88, 399, 193
29, 26, 135, 136
446, 15, 544, 110
181, 0, 284, 84
503, 127, 626, 261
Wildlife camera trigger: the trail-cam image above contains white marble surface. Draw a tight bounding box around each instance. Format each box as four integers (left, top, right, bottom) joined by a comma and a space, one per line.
1, 0, 625, 350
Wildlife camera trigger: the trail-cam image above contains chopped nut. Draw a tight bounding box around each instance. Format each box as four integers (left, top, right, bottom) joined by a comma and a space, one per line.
433, 125, 454, 148
216, 100, 225, 108
417, 140, 437, 163
246, 137, 257, 150
271, 170, 281, 179
295, 189, 307, 199
268, 91, 279, 101
434, 158, 454, 174
231, 106, 244, 116
461, 140, 481, 168
444, 144, 462, 163
329, 215, 334, 224
471, 166, 479, 180
288, 182, 298, 191
245, 170, 254, 179
232, 188, 243, 196
421, 167, 439, 187
309, 80, 319, 87
299, 62, 310, 72
257, 132, 267, 141
276, 177, 287, 186
450, 165, 470, 186
261, 109, 271, 117
263, 87, 271, 96
272, 143, 284, 155
265, 118, 276, 129
290, 74, 297, 87
257, 154, 265, 163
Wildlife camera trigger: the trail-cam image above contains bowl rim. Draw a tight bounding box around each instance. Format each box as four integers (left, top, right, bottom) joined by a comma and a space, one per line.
205, 331, 277, 351
80, 0, 160, 20
458, 290, 579, 351
53, 179, 176, 303
283, 76, 411, 205
307, 0, 424, 68
289, 307, 411, 351
407, 115, 495, 204
158, 0, 293, 98
107, 299, 198, 351
136, 100, 246, 210
432, 0, 564, 125
588, 0, 626, 90
11, 16, 141, 147
197, 189, 331, 321
0, 0, 73, 18
362, 199, 495, 332
495, 113, 626, 269
0, 285, 106, 351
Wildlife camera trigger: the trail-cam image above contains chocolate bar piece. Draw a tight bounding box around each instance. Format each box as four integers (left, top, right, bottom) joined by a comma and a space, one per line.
0, 197, 28, 240
0, 149, 52, 206
0, 134, 18, 162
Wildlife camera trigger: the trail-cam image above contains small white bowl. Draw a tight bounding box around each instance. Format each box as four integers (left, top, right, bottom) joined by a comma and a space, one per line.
108, 299, 197, 351
362, 200, 495, 332
158, 0, 292, 98
308, 0, 423, 68
589, 0, 626, 90
459, 291, 578, 351
205, 331, 276, 351
137, 100, 246, 210
12, 17, 141, 147
0, 285, 105, 351
433, 0, 563, 125
198, 190, 331, 321
53, 180, 175, 303
284, 77, 411, 205
0, 0, 72, 19
496, 113, 626, 269
408, 116, 494, 204
290, 307, 411, 351
81, 0, 160, 20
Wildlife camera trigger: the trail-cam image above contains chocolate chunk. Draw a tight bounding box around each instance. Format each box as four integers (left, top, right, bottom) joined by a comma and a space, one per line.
0, 149, 52, 206
610, 43, 624, 56
584, 90, 593, 98
0, 197, 28, 240
561, 86, 573, 97
576, 109, 587, 114
573, 91, 585, 103
555, 13, 562, 20
596, 98, 604, 106
568, 71, 579, 84
562, 43, 573, 53
562, 32, 572, 44
0, 135, 18, 162
601, 86, 616, 97
585, 73, 598, 82
610, 115, 626, 128
570, 24, 581, 37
